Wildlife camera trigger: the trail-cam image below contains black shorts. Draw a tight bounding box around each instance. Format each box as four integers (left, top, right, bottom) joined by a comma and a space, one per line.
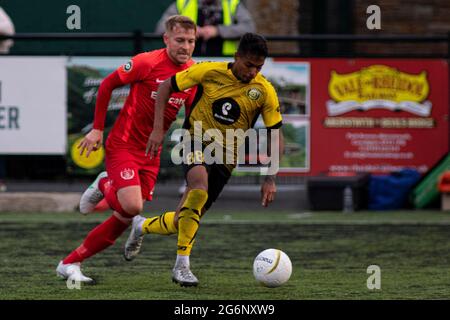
182, 139, 232, 211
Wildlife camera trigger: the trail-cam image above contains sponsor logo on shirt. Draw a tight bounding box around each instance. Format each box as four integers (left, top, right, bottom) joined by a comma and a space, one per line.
120, 168, 135, 180
212, 98, 241, 124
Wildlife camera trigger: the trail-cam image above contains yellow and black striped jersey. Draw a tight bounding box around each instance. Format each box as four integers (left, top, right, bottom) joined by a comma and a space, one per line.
171, 61, 282, 171
172, 61, 282, 133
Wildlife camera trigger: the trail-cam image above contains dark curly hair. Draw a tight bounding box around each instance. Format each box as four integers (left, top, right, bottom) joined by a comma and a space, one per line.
237, 33, 268, 58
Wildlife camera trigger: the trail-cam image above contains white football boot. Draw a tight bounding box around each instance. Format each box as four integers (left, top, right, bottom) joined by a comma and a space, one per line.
172, 265, 199, 287
123, 215, 146, 261
56, 261, 95, 284
79, 171, 108, 214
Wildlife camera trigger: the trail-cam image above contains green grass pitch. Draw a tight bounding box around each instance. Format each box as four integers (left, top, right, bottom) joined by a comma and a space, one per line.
1, 210, 450, 299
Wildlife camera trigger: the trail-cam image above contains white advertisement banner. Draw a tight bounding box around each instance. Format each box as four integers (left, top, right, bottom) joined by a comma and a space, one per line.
0, 57, 67, 154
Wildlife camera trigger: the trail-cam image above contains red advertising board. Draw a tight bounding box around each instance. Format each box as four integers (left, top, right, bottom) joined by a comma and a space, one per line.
308, 58, 448, 175
66, 57, 448, 177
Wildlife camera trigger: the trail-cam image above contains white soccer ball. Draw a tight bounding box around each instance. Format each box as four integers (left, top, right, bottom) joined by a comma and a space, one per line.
253, 248, 292, 287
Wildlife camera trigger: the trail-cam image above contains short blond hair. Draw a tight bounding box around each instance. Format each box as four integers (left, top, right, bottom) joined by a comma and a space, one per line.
165, 15, 197, 33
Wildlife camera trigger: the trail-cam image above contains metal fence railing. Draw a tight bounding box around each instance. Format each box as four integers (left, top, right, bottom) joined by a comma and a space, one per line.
1, 33, 448, 58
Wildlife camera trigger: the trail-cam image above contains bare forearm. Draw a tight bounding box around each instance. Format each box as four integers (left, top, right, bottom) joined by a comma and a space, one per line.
264, 129, 284, 182
153, 79, 173, 131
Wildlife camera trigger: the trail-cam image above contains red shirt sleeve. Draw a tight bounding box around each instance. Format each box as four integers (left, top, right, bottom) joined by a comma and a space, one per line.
116, 53, 153, 84
93, 54, 153, 130
92, 70, 124, 130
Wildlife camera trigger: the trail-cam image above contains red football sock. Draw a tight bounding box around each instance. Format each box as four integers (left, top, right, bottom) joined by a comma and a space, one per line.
93, 198, 110, 212
98, 177, 109, 194
89, 177, 111, 212
62, 215, 129, 264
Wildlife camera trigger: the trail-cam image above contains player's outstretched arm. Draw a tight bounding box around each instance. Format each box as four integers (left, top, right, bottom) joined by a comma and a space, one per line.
78, 70, 124, 157
146, 78, 174, 158
260, 129, 284, 207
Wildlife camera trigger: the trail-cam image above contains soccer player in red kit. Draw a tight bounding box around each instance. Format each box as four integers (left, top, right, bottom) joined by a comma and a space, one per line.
56, 15, 197, 283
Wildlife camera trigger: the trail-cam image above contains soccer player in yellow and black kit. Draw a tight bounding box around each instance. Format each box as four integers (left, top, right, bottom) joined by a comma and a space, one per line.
124, 33, 284, 286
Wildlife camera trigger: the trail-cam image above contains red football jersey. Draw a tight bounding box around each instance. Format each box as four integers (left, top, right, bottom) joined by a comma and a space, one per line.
107, 48, 196, 150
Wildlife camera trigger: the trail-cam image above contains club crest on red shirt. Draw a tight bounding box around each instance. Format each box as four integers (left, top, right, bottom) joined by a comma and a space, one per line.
120, 168, 135, 180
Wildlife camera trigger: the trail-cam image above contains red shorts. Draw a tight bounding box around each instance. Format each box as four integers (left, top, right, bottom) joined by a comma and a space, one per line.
105, 145, 161, 201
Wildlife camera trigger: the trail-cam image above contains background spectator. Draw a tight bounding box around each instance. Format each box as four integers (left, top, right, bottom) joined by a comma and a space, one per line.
0, 6, 15, 54
155, 0, 255, 56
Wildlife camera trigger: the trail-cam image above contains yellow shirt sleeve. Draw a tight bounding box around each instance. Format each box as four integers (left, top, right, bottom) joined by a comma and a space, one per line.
173, 62, 210, 92
261, 83, 283, 128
